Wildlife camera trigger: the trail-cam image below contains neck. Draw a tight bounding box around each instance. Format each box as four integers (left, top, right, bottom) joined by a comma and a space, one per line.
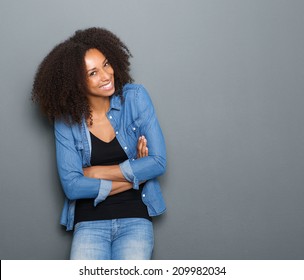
87, 96, 110, 125
89, 95, 110, 112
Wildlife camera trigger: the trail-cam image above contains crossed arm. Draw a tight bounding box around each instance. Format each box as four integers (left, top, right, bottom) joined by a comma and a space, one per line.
83, 136, 148, 196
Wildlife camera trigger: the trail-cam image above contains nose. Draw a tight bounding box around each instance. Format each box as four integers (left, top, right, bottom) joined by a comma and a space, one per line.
99, 68, 111, 81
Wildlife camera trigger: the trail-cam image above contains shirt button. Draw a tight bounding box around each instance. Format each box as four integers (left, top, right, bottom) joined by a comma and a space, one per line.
133, 127, 136, 131
142, 194, 146, 198
124, 146, 128, 150
109, 115, 112, 119
116, 131, 118, 135
132, 158, 135, 161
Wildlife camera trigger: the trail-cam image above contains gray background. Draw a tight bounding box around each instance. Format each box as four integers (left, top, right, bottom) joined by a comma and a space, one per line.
0, 0, 303, 260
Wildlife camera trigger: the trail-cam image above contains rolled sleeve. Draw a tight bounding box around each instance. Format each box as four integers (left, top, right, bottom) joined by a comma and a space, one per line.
94, 179, 112, 206
119, 160, 140, 190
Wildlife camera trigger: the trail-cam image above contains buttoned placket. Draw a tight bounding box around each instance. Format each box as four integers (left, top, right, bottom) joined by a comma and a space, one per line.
107, 112, 130, 158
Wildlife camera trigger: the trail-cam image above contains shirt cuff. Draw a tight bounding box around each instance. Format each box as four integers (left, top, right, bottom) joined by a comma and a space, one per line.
119, 160, 139, 190
94, 179, 112, 206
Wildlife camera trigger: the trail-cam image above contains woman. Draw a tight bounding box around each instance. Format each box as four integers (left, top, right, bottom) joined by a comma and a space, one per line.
32, 27, 166, 260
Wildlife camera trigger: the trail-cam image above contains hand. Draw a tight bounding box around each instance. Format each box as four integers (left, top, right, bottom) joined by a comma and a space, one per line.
137, 136, 148, 158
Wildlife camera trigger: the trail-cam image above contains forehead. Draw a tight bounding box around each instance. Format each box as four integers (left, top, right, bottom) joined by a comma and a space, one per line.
84, 49, 106, 69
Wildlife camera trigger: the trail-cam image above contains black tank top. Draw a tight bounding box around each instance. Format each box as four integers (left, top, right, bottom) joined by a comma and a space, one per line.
74, 132, 150, 225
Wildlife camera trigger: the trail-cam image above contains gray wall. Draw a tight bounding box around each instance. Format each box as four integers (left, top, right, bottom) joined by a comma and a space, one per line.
1, 0, 303, 259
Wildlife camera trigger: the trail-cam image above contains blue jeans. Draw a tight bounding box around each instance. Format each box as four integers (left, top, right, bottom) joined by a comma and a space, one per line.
70, 218, 154, 260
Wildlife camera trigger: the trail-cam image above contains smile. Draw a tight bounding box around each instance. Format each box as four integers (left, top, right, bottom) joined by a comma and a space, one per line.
100, 82, 114, 90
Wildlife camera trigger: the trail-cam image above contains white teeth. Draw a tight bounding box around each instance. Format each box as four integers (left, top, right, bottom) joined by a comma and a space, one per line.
101, 82, 112, 89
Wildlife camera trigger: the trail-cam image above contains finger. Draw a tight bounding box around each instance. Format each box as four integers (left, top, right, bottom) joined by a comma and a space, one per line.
137, 136, 143, 158
137, 136, 143, 150
141, 138, 148, 157
144, 147, 148, 157
141, 137, 147, 154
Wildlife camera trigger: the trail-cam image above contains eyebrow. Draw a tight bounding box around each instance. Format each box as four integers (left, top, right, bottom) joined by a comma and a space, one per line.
86, 58, 108, 73
86, 67, 97, 74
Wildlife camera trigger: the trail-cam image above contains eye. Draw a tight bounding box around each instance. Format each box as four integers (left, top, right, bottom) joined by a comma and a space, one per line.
104, 60, 110, 67
89, 71, 97, 77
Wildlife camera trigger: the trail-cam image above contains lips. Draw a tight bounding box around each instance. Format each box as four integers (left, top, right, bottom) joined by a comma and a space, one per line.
100, 82, 114, 90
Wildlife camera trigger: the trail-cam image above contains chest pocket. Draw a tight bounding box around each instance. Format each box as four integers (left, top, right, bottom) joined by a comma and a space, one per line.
127, 120, 140, 142
74, 140, 86, 165
75, 140, 83, 151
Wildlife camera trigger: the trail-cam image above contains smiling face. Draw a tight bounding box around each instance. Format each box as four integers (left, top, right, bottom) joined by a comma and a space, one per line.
84, 48, 115, 98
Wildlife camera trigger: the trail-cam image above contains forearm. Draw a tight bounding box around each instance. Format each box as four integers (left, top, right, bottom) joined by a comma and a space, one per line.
109, 181, 133, 196
119, 154, 166, 188
83, 136, 151, 184
83, 165, 127, 181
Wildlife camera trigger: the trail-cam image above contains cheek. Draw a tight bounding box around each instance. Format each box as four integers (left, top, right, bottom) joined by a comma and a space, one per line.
86, 80, 92, 89
87, 77, 98, 87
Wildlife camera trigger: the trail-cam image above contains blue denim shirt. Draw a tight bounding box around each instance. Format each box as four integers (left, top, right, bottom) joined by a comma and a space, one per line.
55, 84, 167, 231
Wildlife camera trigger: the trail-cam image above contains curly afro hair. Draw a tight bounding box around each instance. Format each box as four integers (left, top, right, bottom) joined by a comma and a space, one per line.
32, 27, 133, 124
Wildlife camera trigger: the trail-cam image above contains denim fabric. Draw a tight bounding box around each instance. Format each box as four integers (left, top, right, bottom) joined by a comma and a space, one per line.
70, 218, 154, 260
55, 84, 167, 231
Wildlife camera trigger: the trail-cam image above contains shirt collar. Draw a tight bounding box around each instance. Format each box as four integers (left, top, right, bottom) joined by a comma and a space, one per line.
109, 94, 122, 111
